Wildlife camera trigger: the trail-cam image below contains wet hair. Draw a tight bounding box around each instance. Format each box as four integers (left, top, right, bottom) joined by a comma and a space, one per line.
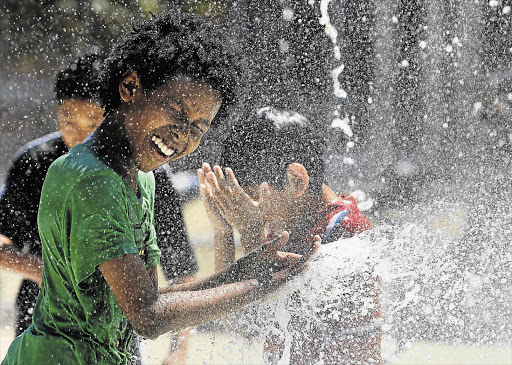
97, 10, 243, 121
55, 53, 105, 103
221, 107, 326, 194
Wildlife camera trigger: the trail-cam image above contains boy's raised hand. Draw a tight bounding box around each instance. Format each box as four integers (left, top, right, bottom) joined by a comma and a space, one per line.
198, 163, 231, 233
205, 165, 269, 245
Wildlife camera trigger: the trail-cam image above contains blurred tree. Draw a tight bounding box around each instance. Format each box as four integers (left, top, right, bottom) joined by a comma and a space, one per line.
0, 0, 165, 70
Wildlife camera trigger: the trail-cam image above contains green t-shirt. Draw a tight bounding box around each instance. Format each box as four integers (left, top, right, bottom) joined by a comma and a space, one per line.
2, 144, 160, 365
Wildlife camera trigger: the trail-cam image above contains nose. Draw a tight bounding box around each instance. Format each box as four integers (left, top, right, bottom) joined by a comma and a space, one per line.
169, 122, 189, 140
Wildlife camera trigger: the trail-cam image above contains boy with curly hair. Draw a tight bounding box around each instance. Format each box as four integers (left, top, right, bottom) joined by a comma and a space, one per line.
2, 11, 318, 365
0, 52, 199, 364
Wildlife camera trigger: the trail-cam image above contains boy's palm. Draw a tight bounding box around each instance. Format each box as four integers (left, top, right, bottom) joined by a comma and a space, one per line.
233, 232, 321, 286
206, 165, 268, 236
198, 164, 231, 232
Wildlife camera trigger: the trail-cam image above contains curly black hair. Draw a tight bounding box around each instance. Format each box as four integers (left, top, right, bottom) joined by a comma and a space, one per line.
220, 107, 327, 194
97, 10, 243, 122
55, 53, 105, 103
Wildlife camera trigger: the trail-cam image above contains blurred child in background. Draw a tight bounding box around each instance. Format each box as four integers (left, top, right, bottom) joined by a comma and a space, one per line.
199, 107, 380, 364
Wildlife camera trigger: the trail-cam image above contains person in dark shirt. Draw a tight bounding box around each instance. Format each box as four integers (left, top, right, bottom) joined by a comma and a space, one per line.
0, 53, 197, 349
0, 53, 105, 336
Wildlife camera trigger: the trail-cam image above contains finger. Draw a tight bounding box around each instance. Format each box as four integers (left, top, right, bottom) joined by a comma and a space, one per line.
259, 182, 271, 215
224, 168, 240, 188
272, 251, 301, 271
262, 231, 289, 253
213, 165, 228, 190
199, 183, 215, 204
224, 168, 243, 196
200, 163, 214, 195
207, 171, 231, 212
0, 234, 12, 246
197, 168, 205, 184
275, 251, 301, 262
202, 162, 212, 174
225, 168, 257, 203
197, 169, 208, 195
206, 171, 222, 198
214, 166, 238, 205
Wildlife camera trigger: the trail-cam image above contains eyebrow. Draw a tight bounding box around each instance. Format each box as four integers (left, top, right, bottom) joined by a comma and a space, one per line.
195, 118, 211, 128
167, 96, 212, 127
167, 96, 189, 114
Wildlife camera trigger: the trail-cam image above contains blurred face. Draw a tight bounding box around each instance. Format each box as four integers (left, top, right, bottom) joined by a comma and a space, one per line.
124, 75, 222, 172
58, 99, 104, 148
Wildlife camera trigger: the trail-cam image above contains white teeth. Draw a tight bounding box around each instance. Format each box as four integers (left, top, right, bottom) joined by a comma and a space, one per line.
151, 135, 174, 157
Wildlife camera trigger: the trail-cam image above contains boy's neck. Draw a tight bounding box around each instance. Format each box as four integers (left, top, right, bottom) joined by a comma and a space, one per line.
84, 112, 139, 191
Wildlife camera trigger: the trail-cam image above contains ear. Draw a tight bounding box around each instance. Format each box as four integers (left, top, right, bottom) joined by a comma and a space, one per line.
285, 163, 309, 197
119, 71, 142, 104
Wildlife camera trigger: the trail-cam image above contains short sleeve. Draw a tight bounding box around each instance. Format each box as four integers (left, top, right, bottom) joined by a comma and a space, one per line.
144, 225, 160, 268
68, 173, 138, 285
0, 151, 41, 250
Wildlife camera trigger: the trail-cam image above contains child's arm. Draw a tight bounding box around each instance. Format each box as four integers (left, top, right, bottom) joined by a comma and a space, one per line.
100, 253, 259, 339
101, 233, 321, 339
0, 235, 42, 284
160, 232, 313, 292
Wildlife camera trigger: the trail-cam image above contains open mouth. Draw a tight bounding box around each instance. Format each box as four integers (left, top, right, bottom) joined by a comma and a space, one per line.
151, 135, 176, 158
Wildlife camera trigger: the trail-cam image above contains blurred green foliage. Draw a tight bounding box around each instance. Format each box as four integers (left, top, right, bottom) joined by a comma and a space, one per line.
0, 0, 228, 71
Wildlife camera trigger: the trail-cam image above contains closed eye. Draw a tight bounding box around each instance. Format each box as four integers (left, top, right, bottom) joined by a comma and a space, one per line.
167, 99, 182, 113
192, 123, 206, 135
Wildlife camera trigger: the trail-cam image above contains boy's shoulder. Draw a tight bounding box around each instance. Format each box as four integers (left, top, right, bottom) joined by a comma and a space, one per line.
46, 144, 124, 195
9, 132, 67, 175
50, 144, 108, 174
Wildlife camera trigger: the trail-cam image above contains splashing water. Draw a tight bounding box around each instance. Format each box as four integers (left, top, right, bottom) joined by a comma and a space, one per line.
218, 194, 511, 364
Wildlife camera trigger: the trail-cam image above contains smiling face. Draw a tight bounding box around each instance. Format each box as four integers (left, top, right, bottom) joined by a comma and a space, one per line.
121, 74, 222, 172
58, 98, 104, 148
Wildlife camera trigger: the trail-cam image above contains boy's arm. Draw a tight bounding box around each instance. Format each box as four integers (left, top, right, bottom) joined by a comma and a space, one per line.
0, 150, 44, 284
101, 253, 259, 339
101, 233, 321, 339
161, 233, 320, 293
0, 235, 43, 284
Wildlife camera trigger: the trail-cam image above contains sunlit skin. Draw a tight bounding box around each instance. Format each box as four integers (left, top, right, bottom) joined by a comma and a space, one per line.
58, 98, 104, 148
